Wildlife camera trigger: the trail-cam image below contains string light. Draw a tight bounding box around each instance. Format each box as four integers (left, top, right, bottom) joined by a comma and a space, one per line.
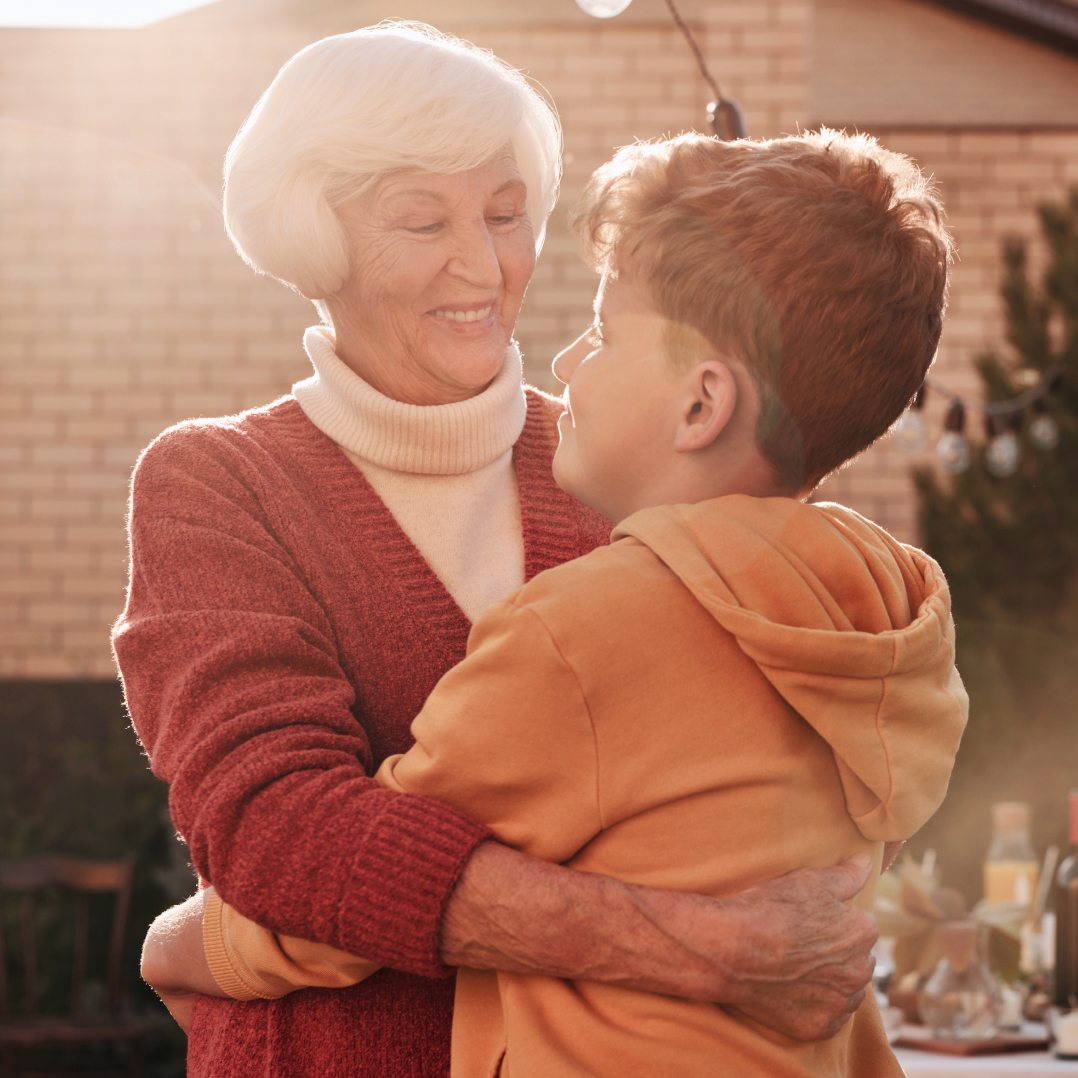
984, 413, 1021, 479
892, 384, 929, 451
936, 400, 972, 475
893, 367, 1063, 477
574, 0, 634, 16
1029, 396, 1061, 450
574, 0, 746, 140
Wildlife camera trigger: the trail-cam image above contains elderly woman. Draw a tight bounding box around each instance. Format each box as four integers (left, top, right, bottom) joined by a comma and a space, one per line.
115, 22, 877, 1078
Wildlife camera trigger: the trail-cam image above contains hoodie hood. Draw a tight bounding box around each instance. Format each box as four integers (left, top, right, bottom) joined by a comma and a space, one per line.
613, 495, 968, 842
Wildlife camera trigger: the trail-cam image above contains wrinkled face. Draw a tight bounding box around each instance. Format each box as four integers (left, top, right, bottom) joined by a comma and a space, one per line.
327, 154, 537, 405
551, 273, 684, 522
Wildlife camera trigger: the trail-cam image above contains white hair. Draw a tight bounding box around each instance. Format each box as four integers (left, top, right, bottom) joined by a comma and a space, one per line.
223, 21, 562, 300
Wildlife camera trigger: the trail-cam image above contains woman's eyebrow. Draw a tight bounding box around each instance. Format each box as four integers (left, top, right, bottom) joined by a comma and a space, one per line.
492, 178, 527, 196
381, 178, 527, 209
379, 189, 450, 208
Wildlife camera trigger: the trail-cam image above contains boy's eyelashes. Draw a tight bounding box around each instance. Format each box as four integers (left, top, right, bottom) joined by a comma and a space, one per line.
586, 324, 605, 347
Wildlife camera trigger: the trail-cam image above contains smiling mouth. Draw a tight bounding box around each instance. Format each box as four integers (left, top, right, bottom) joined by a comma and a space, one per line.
430, 306, 494, 323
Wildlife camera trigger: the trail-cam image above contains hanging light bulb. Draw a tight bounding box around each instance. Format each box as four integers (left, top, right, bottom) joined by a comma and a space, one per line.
936, 400, 971, 475
1029, 397, 1060, 450
574, 0, 633, 16
984, 412, 1021, 478
893, 384, 929, 452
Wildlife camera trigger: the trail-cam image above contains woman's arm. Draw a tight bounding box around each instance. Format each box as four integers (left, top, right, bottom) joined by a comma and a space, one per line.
114, 426, 489, 977
443, 843, 876, 1042
142, 848, 874, 1042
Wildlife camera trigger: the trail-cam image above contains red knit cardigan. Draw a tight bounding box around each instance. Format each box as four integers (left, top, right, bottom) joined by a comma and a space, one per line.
113, 390, 610, 1078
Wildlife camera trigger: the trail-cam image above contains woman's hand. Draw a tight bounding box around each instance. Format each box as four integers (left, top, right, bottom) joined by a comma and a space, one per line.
141, 888, 225, 1034
440, 843, 877, 1042
687, 859, 878, 1040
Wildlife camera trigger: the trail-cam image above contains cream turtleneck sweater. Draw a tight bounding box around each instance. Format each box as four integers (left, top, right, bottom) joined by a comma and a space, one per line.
293, 326, 527, 622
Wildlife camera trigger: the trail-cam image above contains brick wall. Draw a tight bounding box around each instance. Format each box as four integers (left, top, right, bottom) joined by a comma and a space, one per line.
2, 0, 1076, 676
1, 0, 810, 677
815, 129, 1078, 536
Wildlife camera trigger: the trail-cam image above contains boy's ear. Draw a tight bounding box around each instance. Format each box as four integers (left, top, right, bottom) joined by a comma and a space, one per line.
673, 360, 738, 453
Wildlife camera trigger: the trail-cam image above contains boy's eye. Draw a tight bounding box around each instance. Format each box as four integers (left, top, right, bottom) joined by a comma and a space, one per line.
586, 327, 604, 348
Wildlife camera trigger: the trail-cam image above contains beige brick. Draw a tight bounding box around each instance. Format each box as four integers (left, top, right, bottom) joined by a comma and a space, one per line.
66, 365, 137, 389
773, 1, 811, 27
58, 625, 117, 653
26, 544, 98, 571
739, 27, 806, 52
64, 523, 125, 549
28, 494, 97, 519
992, 159, 1060, 184
17, 652, 85, 678
724, 4, 773, 27
0, 624, 54, 654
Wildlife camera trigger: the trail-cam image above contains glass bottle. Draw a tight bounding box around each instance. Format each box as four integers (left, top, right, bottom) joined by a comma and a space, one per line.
1053, 790, 1078, 1010
917, 920, 1003, 1039
984, 801, 1038, 907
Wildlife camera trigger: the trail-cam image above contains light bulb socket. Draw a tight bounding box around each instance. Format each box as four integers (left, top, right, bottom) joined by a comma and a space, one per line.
943, 399, 966, 434
708, 98, 746, 141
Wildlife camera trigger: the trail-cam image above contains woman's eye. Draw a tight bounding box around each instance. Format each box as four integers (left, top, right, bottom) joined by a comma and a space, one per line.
488, 213, 524, 228
405, 222, 444, 235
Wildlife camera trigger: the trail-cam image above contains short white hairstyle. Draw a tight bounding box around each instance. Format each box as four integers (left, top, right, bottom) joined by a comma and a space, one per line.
223, 21, 563, 300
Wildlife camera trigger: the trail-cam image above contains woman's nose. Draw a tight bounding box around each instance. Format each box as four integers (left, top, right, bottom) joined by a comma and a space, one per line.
449, 222, 502, 287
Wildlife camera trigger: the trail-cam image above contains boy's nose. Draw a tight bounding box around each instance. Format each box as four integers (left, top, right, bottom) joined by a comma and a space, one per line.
552, 332, 588, 384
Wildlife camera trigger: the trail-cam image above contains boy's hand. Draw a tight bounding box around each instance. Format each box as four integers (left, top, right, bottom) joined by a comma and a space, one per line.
141, 887, 226, 1033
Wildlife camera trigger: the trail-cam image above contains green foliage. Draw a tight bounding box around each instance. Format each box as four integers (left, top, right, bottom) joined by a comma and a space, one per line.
909, 189, 1078, 905
0, 680, 189, 1075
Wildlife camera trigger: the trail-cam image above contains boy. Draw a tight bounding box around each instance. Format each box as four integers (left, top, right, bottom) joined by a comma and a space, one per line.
146, 129, 966, 1076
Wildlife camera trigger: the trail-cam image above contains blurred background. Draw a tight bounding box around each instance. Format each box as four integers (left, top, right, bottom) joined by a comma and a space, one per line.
1, 0, 1077, 1072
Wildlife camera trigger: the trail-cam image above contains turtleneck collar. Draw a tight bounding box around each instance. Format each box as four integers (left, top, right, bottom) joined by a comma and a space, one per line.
293, 325, 527, 476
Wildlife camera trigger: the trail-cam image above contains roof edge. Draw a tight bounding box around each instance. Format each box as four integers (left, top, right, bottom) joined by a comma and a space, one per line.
915, 0, 1078, 57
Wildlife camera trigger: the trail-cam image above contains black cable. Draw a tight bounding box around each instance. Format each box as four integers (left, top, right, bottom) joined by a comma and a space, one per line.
660, 0, 746, 139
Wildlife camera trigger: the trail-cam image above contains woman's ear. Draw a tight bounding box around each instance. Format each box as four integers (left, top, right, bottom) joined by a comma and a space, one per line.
673, 360, 738, 453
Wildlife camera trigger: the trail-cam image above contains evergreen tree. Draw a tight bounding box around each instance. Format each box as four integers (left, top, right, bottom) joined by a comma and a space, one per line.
909, 188, 1078, 906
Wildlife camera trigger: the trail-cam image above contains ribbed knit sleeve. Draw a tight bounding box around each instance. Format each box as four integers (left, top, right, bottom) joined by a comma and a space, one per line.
113, 419, 491, 978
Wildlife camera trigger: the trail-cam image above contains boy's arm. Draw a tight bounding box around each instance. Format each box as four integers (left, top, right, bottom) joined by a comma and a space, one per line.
378, 600, 603, 861
142, 887, 381, 1026
141, 889, 222, 1032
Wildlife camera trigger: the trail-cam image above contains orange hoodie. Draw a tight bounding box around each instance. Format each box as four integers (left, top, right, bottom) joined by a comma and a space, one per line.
205, 495, 968, 1077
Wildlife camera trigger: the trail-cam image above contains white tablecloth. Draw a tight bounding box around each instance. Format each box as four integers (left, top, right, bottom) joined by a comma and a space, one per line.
895, 1046, 1078, 1076
894, 1025, 1078, 1077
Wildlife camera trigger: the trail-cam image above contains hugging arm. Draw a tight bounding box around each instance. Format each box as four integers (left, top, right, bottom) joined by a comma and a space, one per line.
162, 594, 876, 1041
